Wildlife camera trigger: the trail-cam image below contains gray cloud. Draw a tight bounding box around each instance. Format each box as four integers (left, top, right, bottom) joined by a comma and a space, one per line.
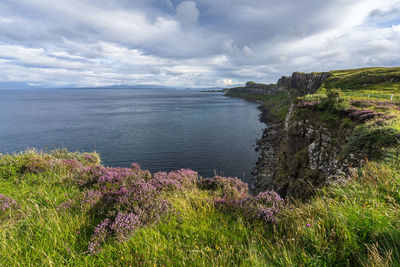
176, 1, 200, 29
0, 0, 399, 87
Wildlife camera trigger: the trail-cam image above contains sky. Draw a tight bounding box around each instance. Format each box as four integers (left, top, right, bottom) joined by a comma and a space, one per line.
0, 0, 400, 88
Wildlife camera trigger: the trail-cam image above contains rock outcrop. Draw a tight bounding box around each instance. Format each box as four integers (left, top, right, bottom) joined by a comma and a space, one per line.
253, 106, 284, 191
228, 83, 277, 96
227, 72, 331, 98
276, 72, 332, 96
227, 69, 400, 200
232, 71, 365, 200
265, 106, 364, 199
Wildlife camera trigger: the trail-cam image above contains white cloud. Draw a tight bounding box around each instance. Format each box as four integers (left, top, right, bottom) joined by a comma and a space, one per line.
216, 79, 242, 87
0, 0, 400, 87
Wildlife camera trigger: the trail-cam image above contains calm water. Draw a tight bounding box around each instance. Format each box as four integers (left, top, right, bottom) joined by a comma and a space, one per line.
0, 89, 264, 184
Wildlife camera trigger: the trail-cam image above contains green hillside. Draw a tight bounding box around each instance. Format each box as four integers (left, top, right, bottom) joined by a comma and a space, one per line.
319, 67, 400, 101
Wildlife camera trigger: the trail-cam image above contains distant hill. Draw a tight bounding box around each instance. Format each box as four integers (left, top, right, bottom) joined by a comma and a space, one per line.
0, 83, 224, 90
75, 84, 176, 90
0, 82, 39, 89
0, 83, 179, 90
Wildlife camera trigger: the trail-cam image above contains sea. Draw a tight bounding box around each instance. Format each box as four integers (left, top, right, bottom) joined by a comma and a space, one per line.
0, 88, 264, 184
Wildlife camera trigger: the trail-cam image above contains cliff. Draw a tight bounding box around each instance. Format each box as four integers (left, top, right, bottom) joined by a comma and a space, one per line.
228, 67, 400, 200
227, 72, 331, 98
227, 82, 277, 96
267, 105, 362, 198
227, 71, 337, 198
276, 72, 332, 95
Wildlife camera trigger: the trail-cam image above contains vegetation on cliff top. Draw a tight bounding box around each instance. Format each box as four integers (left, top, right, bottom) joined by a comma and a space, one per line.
227, 66, 400, 161
304, 68, 400, 161
225, 90, 294, 122
227, 67, 400, 121
318, 67, 400, 100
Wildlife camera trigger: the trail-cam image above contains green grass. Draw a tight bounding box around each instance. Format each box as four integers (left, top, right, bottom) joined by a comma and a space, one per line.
225, 91, 293, 122
318, 67, 400, 101
1, 150, 400, 266
304, 67, 400, 162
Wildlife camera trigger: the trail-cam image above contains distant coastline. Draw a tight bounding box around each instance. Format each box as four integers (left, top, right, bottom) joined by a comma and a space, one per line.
200, 88, 229, 92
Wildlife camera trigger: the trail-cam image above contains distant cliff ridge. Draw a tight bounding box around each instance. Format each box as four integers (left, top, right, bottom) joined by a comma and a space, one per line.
276, 72, 332, 95
227, 72, 331, 97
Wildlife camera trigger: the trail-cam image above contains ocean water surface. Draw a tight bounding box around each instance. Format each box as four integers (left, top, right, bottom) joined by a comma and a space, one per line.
0, 88, 264, 184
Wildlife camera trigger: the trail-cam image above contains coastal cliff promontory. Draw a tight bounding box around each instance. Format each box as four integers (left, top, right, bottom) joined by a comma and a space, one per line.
227, 67, 400, 199
228, 72, 331, 98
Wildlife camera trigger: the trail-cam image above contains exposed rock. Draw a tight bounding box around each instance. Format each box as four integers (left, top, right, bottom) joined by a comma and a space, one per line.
348, 109, 385, 122
228, 83, 277, 96
229, 71, 369, 200
276, 72, 332, 96
245, 81, 270, 89
263, 106, 364, 200
253, 106, 284, 191
298, 100, 319, 110
228, 72, 332, 97
351, 100, 400, 110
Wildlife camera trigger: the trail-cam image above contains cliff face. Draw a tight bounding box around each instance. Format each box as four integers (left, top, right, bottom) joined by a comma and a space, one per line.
238, 72, 338, 198
227, 83, 277, 96
265, 106, 364, 199
231, 71, 367, 200
254, 106, 284, 191
227, 72, 331, 98
276, 72, 332, 96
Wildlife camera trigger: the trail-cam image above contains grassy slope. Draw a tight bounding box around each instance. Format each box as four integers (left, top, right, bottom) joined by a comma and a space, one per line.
315, 67, 400, 160
1, 67, 400, 266
1, 151, 399, 266
225, 91, 293, 122
227, 67, 400, 120
318, 67, 400, 101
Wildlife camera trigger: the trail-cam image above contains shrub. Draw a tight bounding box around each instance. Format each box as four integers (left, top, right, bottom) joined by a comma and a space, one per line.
72, 164, 198, 253
0, 150, 52, 176
215, 191, 284, 224
0, 194, 18, 213
152, 169, 198, 191
88, 218, 111, 254
110, 212, 141, 242
50, 148, 100, 166
344, 124, 400, 159
197, 176, 248, 199
0, 149, 100, 179
302, 93, 327, 102
318, 88, 349, 113
198, 176, 283, 224
62, 158, 84, 170
21, 154, 52, 174
0, 155, 19, 179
